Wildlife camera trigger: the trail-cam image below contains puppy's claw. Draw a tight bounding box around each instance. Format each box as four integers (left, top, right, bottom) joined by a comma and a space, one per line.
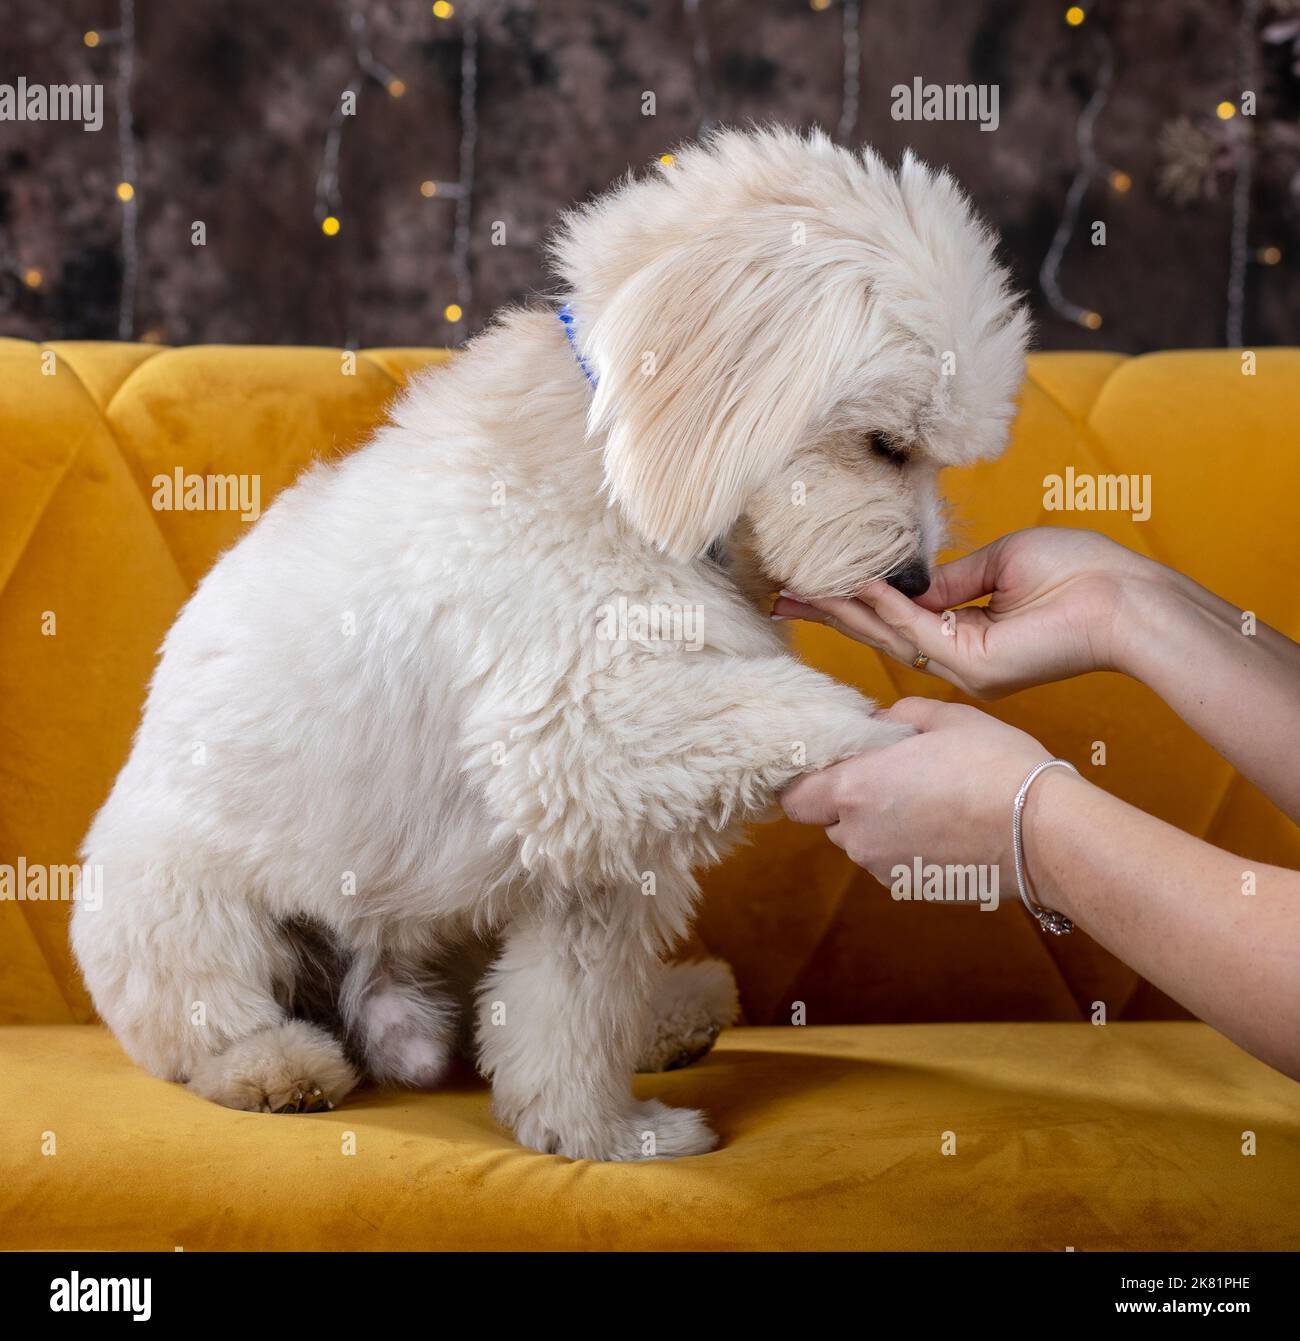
268, 1085, 335, 1114
272, 1087, 307, 1114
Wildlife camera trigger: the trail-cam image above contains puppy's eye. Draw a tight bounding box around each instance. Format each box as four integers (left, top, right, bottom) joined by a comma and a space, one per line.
868, 434, 908, 467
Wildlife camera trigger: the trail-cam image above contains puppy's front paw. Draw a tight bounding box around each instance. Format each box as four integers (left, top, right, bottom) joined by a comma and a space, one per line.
508, 1097, 717, 1161
853, 712, 914, 753
793, 686, 914, 774
629, 1099, 718, 1159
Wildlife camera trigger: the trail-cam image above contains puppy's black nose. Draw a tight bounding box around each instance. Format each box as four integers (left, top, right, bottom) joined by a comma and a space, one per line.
885, 561, 931, 598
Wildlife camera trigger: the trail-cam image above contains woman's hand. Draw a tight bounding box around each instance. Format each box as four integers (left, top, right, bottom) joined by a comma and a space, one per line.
781, 695, 1300, 1082
780, 697, 1060, 885
772, 527, 1162, 699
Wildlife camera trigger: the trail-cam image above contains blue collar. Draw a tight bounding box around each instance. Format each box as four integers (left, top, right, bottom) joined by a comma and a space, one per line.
557, 304, 599, 390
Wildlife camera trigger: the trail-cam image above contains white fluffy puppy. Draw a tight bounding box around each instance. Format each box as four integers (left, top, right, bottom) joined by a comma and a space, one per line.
73, 128, 1028, 1160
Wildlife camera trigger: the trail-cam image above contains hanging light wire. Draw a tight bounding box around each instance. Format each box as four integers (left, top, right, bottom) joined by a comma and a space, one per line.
1225, 0, 1261, 347
450, 4, 479, 316
836, 0, 862, 145
683, 0, 715, 134
116, 0, 138, 340
1038, 24, 1116, 330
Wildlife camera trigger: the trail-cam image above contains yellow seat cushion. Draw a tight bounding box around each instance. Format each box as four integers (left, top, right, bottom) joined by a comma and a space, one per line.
2, 1022, 1295, 1251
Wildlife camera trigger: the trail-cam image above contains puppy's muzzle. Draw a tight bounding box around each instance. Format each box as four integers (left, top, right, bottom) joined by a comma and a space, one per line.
884, 560, 931, 598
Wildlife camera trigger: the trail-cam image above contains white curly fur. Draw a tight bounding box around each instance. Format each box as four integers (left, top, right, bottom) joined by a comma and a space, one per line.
72, 128, 1026, 1160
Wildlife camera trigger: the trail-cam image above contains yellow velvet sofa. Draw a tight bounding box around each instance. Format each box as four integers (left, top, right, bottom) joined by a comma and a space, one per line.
1, 339, 1298, 1251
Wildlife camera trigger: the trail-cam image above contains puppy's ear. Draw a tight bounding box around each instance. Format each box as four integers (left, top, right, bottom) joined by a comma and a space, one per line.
581, 229, 869, 561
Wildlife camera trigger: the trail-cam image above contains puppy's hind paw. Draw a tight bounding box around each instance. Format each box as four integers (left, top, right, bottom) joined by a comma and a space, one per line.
637, 958, 738, 1073
272, 1086, 332, 1114
187, 1020, 357, 1114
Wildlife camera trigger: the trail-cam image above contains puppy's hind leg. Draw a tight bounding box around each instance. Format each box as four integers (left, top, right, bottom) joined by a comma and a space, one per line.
636, 958, 739, 1073
72, 867, 357, 1113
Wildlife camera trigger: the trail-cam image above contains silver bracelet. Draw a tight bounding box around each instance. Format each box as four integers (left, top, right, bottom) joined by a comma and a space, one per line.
1011, 758, 1079, 935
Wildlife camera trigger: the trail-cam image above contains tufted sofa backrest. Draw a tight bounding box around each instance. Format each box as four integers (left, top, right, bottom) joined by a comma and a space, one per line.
1, 340, 1297, 1026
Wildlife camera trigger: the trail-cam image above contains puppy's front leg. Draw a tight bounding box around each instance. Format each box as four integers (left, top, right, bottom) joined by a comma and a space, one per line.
477, 898, 713, 1161
475, 655, 905, 1160
627, 654, 912, 821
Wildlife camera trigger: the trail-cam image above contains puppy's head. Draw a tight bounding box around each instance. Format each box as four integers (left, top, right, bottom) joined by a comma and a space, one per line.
551, 127, 1030, 597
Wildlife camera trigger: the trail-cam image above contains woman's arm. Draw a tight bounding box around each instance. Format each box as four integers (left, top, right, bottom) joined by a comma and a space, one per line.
1115, 568, 1300, 820
781, 700, 1300, 1081
1028, 764, 1300, 1080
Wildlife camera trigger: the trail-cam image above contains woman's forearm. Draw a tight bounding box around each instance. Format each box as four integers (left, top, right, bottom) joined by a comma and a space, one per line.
1117, 569, 1300, 821
1025, 768, 1300, 1079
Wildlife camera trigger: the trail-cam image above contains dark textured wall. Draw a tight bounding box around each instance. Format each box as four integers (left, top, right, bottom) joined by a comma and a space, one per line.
2, 0, 1297, 352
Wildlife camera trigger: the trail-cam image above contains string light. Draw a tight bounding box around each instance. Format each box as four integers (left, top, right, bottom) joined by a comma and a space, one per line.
448, 3, 479, 325
314, 72, 358, 240
836, 0, 861, 145
809, 2, 866, 152
0, 7, 137, 319
314, 4, 406, 238
413, 3, 480, 327
683, 0, 715, 134
115, 0, 138, 340
1038, 16, 1125, 331
353, 11, 405, 93
312, 3, 409, 343
5, 0, 1277, 354
1225, 0, 1260, 347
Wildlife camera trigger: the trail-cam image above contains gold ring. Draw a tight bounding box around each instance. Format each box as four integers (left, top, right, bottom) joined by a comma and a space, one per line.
910, 650, 930, 670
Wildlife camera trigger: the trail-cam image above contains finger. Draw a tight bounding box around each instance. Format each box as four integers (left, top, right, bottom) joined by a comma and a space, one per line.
787, 588, 976, 691
914, 541, 1004, 613
876, 695, 971, 732
770, 595, 826, 623
790, 591, 918, 660
780, 765, 846, 827
781, 590, 981, 693
856, 580, 962, 666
